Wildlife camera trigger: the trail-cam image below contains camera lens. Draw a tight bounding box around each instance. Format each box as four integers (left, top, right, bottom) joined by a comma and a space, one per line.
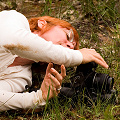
92, 73, 114, 93
107, 77, 114, 90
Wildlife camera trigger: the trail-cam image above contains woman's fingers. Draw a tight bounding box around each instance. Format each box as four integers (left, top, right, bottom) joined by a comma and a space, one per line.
46, 63, 53, 74
60, 64, 66, 78
79, 48, 109, 68
90, 50, 108, 68
48, 73, 61, 89
50, 65, 66, 85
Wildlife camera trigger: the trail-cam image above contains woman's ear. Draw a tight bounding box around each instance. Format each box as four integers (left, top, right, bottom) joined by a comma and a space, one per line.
38, 19, 47, 29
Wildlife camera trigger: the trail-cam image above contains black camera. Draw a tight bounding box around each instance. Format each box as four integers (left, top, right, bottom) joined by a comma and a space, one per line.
60, 62, 116, 104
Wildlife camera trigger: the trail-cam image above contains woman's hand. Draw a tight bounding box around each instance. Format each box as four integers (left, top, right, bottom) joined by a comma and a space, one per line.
41, 63, 66, 101
79, 48, 109, 69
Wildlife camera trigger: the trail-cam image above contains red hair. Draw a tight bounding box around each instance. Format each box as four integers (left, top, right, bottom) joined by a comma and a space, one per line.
28, 16, 79, 50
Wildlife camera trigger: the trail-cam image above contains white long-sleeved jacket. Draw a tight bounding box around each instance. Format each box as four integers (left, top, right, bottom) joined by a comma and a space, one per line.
0, 10, 83, 111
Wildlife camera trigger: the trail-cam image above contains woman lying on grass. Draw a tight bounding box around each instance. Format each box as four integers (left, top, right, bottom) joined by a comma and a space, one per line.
0, 10, 108, 111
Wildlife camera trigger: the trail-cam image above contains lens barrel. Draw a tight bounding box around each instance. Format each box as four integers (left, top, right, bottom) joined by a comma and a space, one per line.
93, 73, 114, 93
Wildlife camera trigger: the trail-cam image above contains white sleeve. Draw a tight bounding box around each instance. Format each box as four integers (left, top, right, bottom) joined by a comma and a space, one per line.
0, 10, 83, 67
0, 89, 46, 111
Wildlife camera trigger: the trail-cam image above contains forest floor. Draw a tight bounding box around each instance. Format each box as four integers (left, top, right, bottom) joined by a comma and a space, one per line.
0, 0, 120, 119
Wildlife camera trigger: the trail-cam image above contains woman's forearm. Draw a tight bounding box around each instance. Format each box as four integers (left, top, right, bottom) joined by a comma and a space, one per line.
0, 89, 46, 111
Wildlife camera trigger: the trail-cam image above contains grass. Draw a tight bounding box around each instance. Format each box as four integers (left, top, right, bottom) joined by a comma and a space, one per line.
0, 0, 120, 119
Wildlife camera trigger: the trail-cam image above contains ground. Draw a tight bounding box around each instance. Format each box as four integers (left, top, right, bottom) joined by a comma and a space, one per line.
0, 0, 120, 119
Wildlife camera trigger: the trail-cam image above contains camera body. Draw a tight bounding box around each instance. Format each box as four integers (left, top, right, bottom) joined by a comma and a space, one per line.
71, 62, 114, 94
60, 62, 116, 103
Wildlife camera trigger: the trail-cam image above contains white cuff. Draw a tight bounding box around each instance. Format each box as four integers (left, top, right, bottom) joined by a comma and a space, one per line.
33, 89, 46, 106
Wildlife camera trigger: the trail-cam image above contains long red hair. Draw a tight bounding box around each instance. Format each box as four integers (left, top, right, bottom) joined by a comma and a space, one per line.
28, 16, 79, 50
